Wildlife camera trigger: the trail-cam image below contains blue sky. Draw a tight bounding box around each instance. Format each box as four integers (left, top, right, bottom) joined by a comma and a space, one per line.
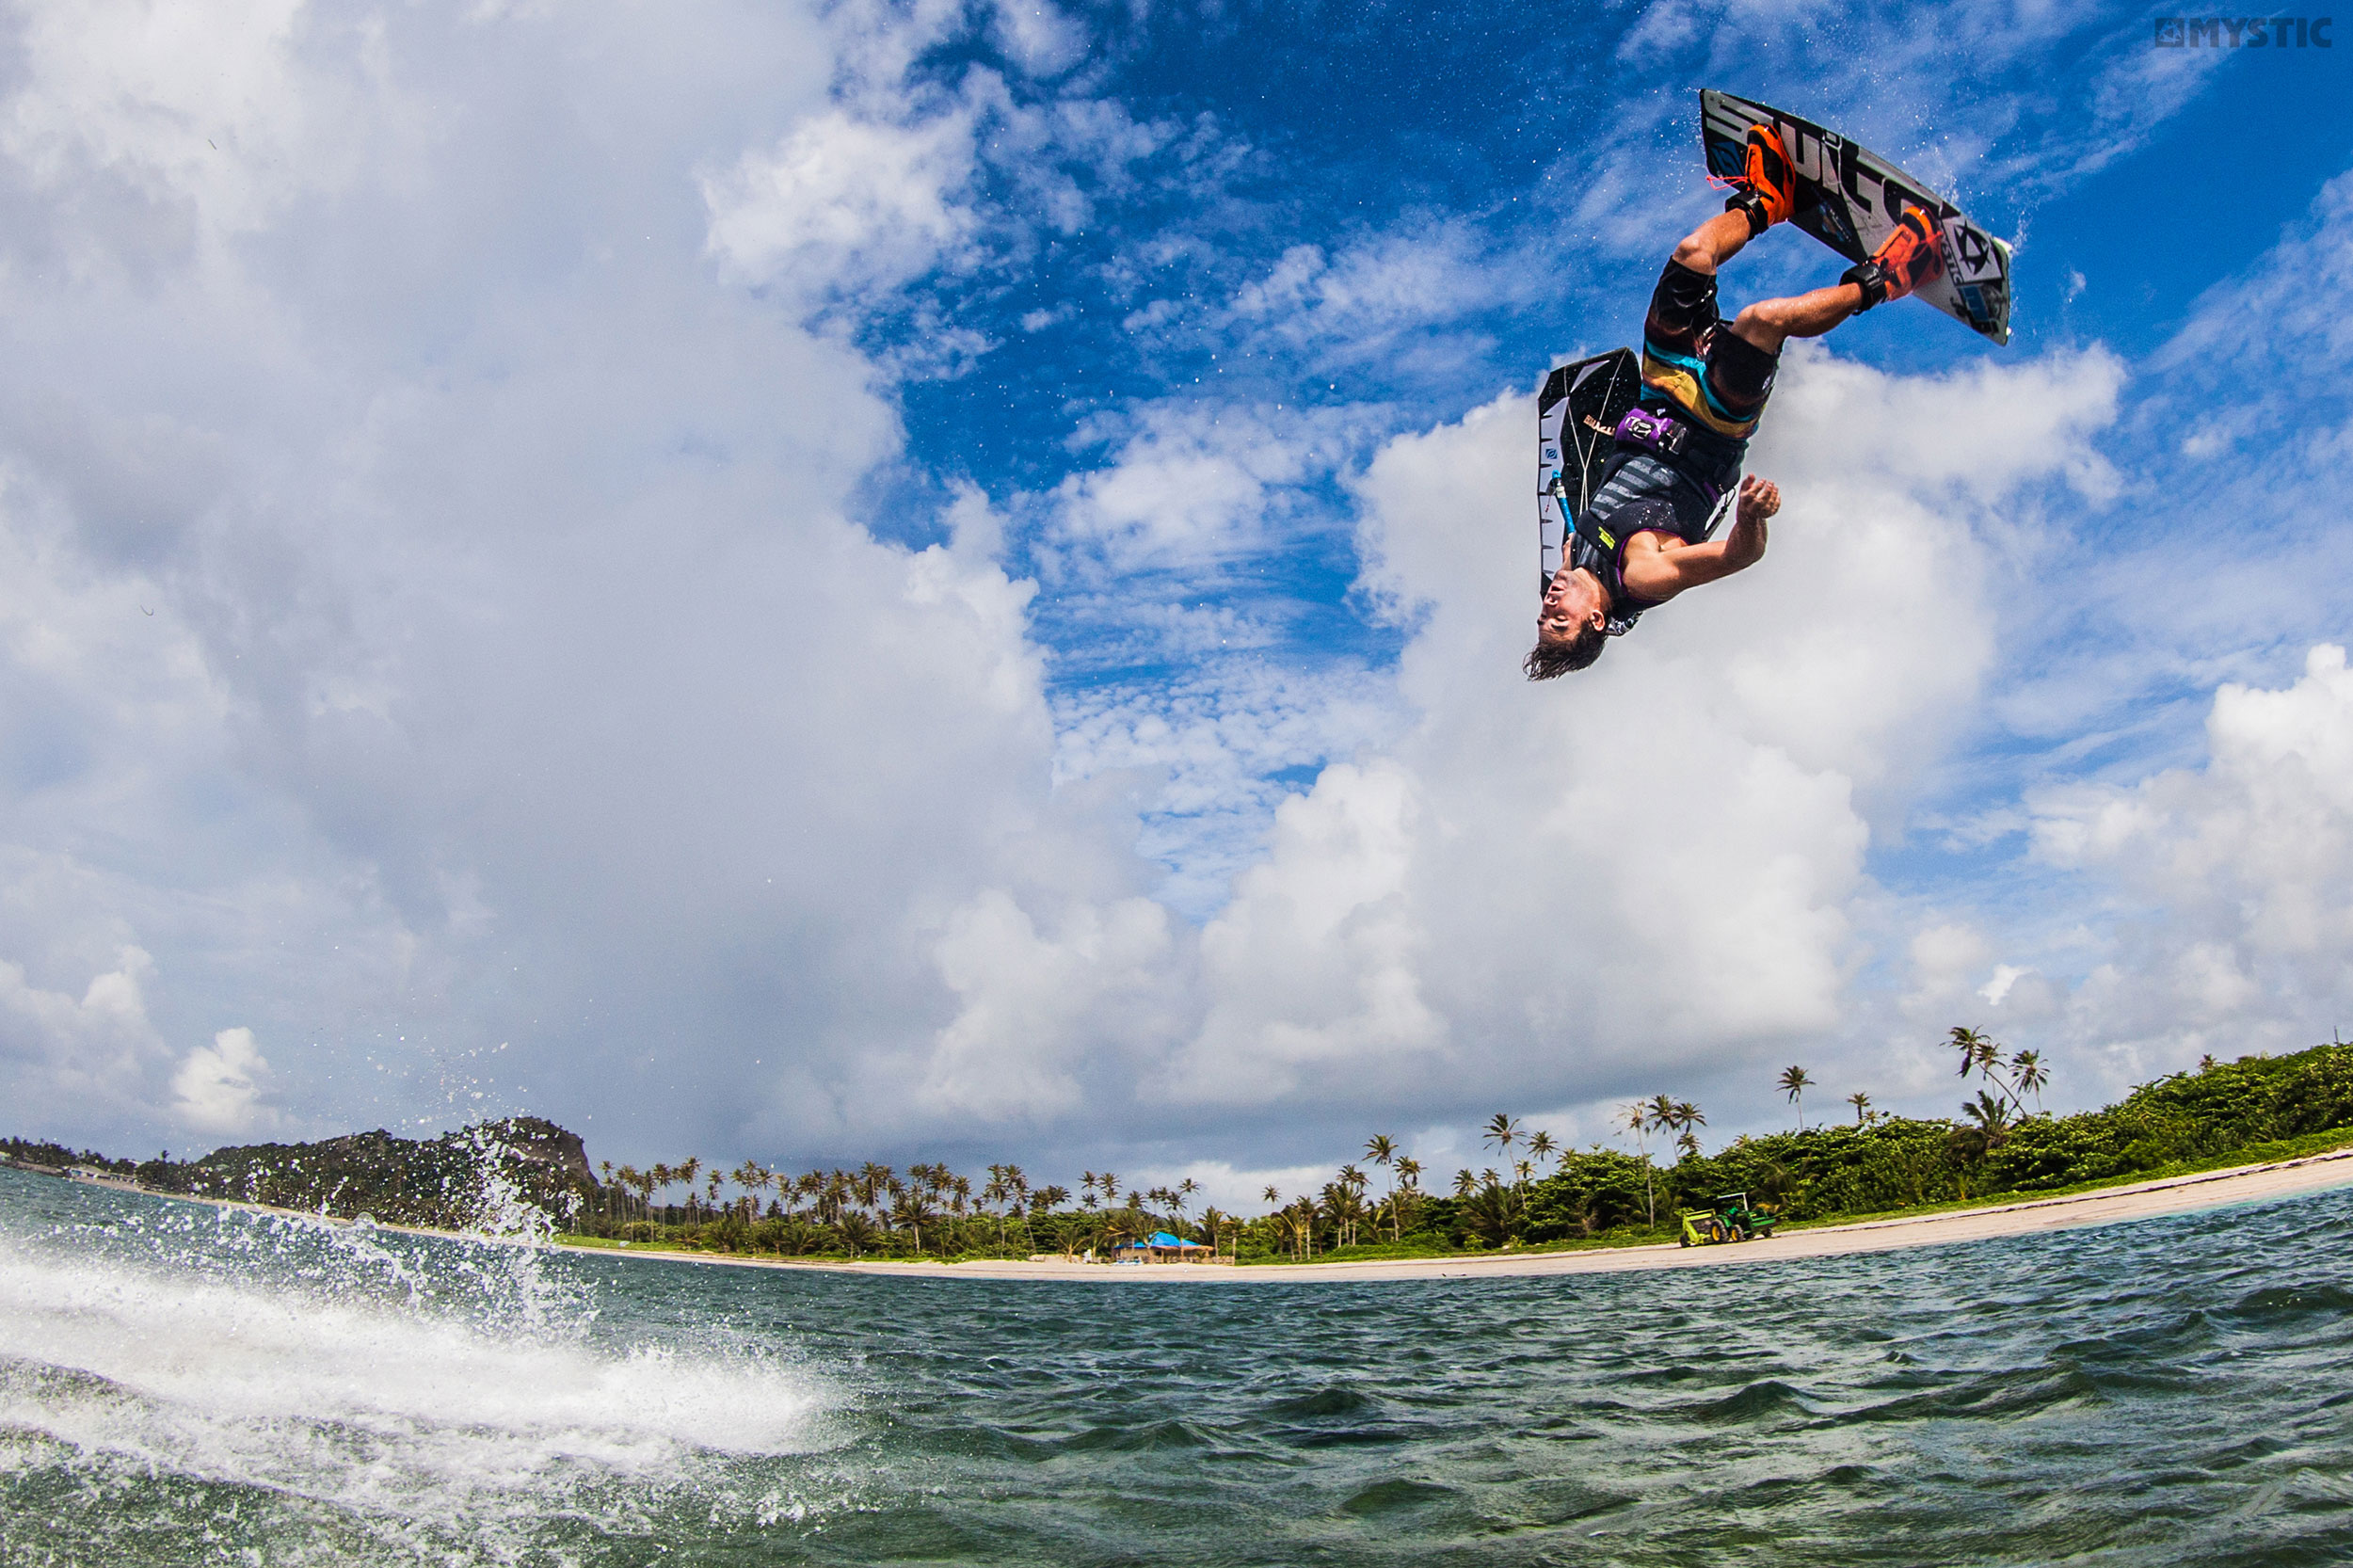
0, 0, 2345, 1203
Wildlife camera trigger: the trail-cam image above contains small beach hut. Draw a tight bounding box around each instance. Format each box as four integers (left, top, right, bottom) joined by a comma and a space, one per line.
1146, 1231, 1212, 1263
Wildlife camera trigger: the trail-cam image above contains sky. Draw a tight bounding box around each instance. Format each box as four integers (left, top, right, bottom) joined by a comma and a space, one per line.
0, 0, 2346, 1205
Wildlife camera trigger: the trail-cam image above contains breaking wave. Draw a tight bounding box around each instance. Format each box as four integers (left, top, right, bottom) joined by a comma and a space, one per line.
0, 1177, 843, 1563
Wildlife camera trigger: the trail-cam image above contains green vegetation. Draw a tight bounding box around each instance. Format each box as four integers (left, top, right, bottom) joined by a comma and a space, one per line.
6, 1118, 599, 1233
12, 1034, 2353, 1268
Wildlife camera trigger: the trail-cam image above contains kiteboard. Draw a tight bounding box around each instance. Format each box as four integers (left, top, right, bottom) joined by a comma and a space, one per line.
1700, 88, 2013, 345
1534, 347, 1641, 592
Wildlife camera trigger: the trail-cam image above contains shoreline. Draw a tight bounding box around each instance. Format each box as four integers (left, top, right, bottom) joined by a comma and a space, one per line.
554, 1142, 2353, 1284
34, 1143, 2353, 1285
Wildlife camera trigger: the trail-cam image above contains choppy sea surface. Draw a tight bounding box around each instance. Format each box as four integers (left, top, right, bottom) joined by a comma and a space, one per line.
3, 1167, 2352, 1566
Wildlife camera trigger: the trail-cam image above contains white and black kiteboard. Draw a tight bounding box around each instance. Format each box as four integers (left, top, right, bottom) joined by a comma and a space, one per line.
1700, 89, 2012, 345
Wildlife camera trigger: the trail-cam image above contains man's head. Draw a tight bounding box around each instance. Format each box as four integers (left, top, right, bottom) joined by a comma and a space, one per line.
1526, 566, 1609, 680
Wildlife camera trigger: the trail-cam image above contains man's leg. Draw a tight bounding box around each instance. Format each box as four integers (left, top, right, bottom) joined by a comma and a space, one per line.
1728, 200, 1947, 355
1728, 282, 1865, 355
1669, 209, 1757, 280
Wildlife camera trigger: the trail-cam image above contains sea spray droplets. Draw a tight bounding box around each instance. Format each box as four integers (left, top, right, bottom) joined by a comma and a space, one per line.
0, 1172, 848, 1563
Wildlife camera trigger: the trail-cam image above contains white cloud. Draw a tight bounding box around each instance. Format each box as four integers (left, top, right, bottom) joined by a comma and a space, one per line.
0, 947, 168, 1125
0, 0, 373, 240
920, 890, 1176, 1121
2026, 644, 2353, 1054
1225, 224, 1517, 368
1045, 404, 1324, 573
703, 105, 982, 300
171, 1025, 273, 1135
987, 0, 1086, 78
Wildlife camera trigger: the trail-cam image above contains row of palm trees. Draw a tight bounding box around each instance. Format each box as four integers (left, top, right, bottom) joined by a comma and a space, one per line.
579, 1026, 2050, 1257
584, 1154, 1235, 1258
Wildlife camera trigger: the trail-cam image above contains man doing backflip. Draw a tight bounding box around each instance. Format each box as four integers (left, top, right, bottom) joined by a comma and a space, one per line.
1526, 124, 1945, 679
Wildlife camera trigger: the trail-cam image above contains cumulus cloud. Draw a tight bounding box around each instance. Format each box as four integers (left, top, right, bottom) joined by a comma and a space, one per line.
704, 105, 983, 300
0, 0, 1142, 1157
1036, 403, 1351, 583
0, 947, 168, 1126
0, 0, 379, 241
2021, 645, 2353, 1069
171, 1025, 274, 1135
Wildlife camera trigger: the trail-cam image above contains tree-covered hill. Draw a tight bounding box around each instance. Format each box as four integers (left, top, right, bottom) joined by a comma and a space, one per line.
0, 1117, 603, 1232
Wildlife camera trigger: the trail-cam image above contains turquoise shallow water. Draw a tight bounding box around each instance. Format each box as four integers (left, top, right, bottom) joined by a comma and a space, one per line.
3, 1167, 2351, 1565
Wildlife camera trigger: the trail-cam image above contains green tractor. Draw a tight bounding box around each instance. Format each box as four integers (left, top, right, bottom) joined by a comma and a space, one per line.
1678, 1192, 1781, 1248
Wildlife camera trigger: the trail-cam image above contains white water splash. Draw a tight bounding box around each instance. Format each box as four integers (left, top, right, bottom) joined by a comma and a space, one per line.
0, 1192, 842, 1543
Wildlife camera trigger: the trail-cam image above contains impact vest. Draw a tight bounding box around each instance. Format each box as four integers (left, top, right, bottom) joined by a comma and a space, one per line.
1566, 436, 1736, 636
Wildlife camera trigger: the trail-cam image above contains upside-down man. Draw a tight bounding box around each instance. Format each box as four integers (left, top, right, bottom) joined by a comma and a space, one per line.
1527, 124, 1945, 679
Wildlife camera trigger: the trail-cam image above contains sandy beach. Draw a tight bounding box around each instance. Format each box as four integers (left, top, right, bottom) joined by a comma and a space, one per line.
572, 1143, 2353, 1285
69, 1140, 2353, 1285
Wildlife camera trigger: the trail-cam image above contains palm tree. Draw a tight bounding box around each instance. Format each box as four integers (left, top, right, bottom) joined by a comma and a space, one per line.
1526, 1129, 1558, 1171
1461, 1176, 1523, 1248
1275, 1199, 1313, 1261
1619, 1104, 1659, 1228
1392, 1156, 1422, 1240
1365, 1133, 1399, 1240
836, 1210, 878, 1257
614, 1164, 641, 1224
1619, 1101, 1649, 1153
1848, 1091, 1872, 1125
1481, 1113, 1522, 1161
1778, 1066, 1815, 1129
732, 1160, 769, 1222
2011, 1048, 2049, 1112
982, 1166, 1011, 1245
1196, 1205, 1227, 1257
1672, 1101, 1705, 1159
1950, 1025, 2000, 1081
1453, 1167, 1477, 1200
890, 1185, 938, 1255
1948, 1090, 2018, 1198
1261, 1184, 1280, 1209
1959, 1090, 2015, 1148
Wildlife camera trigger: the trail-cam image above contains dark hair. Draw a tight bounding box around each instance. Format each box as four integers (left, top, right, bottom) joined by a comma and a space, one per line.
1523, 626, 1607, 680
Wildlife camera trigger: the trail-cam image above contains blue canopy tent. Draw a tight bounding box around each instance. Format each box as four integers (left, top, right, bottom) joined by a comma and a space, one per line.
1110, 1231, 1215, 1263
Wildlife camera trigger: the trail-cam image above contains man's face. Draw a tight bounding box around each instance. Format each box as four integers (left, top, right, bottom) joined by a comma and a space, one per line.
1537, 566, 1607, 645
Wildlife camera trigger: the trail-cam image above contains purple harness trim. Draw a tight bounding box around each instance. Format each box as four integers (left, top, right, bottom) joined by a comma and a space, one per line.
1612, 405, 1688, 459
1611, 407, 1726, 512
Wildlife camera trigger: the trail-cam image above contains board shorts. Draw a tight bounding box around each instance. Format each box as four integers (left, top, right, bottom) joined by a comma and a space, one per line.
1639, 259, 1779, 456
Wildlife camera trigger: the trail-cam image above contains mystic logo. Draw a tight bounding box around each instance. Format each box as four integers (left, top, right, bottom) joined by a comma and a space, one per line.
2153, 16, 2334, 45
1940, 217, 2003, 284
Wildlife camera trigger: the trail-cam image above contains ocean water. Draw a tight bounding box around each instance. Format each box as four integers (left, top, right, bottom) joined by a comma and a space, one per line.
3, 1168, 2350, 1566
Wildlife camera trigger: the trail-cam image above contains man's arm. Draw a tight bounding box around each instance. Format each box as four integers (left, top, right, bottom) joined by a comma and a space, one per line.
1618, 476, 1779, 603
